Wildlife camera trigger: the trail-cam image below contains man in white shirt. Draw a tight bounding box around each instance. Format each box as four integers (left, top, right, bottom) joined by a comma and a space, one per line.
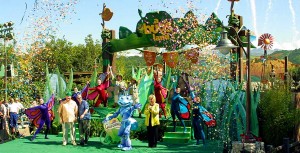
8, 98, 23, 137
58, 92, 78, 146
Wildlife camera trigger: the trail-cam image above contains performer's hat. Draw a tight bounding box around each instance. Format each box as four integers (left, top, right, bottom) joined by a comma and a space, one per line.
66, 91, 72, 96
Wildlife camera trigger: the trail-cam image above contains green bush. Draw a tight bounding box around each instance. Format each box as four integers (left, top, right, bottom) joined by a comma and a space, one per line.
51, 121, 62, 134
90, 119, 104, 137
258, 86, 296, 146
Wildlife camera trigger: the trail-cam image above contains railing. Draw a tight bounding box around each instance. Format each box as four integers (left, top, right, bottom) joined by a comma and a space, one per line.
266, 138, 300, 153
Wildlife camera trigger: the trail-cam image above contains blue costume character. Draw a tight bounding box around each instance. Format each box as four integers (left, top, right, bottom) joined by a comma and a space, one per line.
171, 85, 190, 133
103, 92, 141, 151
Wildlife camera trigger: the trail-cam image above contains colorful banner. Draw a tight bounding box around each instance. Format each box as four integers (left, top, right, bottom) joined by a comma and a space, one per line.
163, 51, 178, 68
143, 50, 157, 66
184, 49, 199, 64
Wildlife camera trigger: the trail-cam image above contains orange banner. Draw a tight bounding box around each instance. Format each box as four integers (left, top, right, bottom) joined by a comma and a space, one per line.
143, 50, 157, 66
162, 51, 178, 68
185, 49, 199, 64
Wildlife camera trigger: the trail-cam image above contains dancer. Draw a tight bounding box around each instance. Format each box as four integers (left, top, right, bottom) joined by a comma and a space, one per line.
25, 94, 55, 141
170, 78, 191, 133
154, 77, 168, 119
87, 70, 111, 107
192, 97, 206, 145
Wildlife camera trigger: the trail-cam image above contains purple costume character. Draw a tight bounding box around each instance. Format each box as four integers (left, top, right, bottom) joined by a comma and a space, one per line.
25, 94, 55, 141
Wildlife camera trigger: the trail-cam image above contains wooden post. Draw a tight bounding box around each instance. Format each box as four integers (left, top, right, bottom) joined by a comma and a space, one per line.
284, 56, 288, 85
110, 30, 116, 73
102, 29, 115, 73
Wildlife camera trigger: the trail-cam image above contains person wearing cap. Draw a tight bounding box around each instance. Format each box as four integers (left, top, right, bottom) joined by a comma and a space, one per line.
58, 92, 78, 146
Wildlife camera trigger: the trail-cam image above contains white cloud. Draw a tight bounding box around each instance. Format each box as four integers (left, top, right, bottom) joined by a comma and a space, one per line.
250, 0, 258, 38
214, 0, 222, 15
273, 40, 300, 50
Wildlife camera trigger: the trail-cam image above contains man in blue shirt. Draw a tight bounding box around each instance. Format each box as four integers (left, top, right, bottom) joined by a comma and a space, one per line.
76, 94, 91, 146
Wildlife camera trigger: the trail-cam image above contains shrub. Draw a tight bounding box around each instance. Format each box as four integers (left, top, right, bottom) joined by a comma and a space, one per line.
258, 86, 296, 146
90, 119, 104, 137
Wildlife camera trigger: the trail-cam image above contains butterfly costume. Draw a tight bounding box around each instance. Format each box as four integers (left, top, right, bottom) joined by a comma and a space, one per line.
25, 94, 55, 141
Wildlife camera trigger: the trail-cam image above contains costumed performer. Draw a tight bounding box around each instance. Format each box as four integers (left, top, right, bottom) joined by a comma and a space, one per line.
103, 92, 141, 151
87, 69, 111, 107
25, 94, 55, 141
192, 96, 206, 145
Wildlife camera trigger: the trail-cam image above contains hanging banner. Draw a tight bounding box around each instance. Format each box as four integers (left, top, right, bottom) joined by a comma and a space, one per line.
184, 49, 199, 64
143, 50, 156, 66
163, 51, 178, 68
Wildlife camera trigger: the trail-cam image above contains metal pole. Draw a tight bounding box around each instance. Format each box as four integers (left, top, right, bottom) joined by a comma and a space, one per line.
246, 29, 251, 136
4, 39, 7, 102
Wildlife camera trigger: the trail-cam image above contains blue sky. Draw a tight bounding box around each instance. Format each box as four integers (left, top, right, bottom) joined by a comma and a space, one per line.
1, 0, 299, 51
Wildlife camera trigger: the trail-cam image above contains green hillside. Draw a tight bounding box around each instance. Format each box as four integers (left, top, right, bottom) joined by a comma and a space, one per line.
268, 48, 300, 64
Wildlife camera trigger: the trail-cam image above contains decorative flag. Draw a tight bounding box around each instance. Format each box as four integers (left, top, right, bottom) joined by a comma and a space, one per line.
185, 49, 199, 64
162, 51, 179, 68
143, 50, 157, 66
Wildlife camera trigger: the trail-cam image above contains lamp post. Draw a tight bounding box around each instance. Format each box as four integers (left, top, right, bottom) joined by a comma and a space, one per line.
216, 27, 253, 141
0, 21, 14, 102
215, 0, 256, 142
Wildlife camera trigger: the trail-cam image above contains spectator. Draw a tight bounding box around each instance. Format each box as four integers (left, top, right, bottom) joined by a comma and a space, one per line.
76, 94, 91, 146
58, 92, 78, 146
113, 75, 127, 108
8, 98, 23, 138
3, 100, 10, 139
128, 78, 141, 117
29, 100, 38, 134
144, 94, 160, 148
15, 98, 25, 129
0, 100, 9, 141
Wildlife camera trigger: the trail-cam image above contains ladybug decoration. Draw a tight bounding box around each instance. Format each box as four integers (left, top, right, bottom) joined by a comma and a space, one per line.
101, 8, 113, 21
258, 33, 274, 51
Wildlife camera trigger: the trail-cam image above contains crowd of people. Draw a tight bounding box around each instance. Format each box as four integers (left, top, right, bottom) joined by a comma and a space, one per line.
0, 97, 25, 142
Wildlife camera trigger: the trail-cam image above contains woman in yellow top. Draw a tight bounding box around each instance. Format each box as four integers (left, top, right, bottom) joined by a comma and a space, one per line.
144, 94, 160, 148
